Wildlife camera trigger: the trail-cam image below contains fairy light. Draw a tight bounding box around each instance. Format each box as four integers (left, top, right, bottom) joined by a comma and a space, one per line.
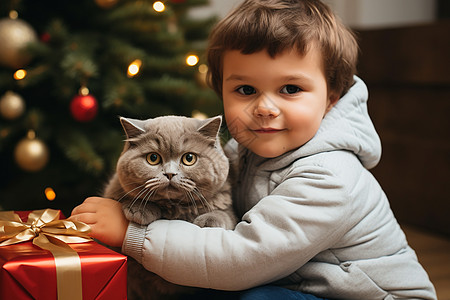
192, 110, 208, 120
44, 187, 56, 201
9, 10, 18, 19
79, 86, 90, 96
198, 64, 208, 74
127, 59, 142, 77
153, 1, 165, 12
13, 69, 27, 80
186, 54, 199, 67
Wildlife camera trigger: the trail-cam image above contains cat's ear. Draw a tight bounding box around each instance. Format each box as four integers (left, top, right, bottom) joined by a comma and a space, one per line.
120, 117, 146, 140
197, 115, 222, 141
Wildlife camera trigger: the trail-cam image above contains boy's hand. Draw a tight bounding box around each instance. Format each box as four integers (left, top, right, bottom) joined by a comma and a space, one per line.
70, 197, 129, 247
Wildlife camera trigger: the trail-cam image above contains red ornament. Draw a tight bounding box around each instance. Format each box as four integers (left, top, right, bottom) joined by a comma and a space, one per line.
40, 32, 51, 43
70, 94, 98, 122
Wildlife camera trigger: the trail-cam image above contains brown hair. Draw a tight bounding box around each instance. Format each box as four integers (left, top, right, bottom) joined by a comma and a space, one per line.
206, 0, 358, 98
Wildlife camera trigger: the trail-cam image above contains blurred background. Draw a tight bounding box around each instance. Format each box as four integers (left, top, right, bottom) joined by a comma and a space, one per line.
0, 0, 222, 216
0, 0, 449, 297
2, 0, 447, 235
0, 0, 448, 231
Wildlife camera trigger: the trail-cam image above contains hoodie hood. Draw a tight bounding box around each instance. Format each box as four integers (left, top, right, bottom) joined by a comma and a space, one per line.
257, 76, 382, 171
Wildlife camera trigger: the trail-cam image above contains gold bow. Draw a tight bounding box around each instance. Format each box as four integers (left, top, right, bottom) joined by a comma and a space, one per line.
0, 209, 93, 300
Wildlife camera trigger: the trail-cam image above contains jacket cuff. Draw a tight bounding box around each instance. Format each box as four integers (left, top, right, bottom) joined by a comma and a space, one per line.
122, 221, 146, 264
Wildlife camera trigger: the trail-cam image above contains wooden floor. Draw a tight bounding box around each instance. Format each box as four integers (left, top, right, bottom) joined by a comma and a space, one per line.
402, 225, 450, 300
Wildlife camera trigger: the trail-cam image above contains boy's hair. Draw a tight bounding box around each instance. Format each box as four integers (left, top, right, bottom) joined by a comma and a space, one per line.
206, 0, 358, 98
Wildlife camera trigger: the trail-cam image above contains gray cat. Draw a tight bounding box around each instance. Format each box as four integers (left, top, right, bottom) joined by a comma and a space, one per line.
103, 115, 237, 300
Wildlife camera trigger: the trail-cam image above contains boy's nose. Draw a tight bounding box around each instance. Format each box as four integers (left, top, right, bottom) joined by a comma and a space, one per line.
253, 96, 280, 118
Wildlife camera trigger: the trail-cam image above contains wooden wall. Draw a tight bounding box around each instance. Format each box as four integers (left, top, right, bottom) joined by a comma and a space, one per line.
357, 21, 450, 236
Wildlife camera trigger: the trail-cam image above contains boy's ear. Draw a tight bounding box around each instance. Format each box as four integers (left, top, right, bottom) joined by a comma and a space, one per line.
325, 92, 340, 114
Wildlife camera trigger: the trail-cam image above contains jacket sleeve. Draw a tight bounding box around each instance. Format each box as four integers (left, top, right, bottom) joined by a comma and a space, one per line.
122, 164, 354, 290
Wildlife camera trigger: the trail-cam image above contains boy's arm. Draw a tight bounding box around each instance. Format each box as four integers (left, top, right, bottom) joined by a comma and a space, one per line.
122, 165, 352, 291
70, 197, 129, 247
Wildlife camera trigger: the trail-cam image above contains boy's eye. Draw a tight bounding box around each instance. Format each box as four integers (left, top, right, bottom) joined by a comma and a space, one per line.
280, 85, 301, 94
146, 153, 161, 165
236, 85, 256, 95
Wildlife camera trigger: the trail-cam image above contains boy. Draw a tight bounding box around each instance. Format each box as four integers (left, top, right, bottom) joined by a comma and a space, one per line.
71, 0, 437, 298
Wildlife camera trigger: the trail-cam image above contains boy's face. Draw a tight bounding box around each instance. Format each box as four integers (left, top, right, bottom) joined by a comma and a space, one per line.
222, 48, 337, 158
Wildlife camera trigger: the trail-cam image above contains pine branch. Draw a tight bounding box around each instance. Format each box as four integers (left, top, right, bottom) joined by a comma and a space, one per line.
57, 129, 104, 175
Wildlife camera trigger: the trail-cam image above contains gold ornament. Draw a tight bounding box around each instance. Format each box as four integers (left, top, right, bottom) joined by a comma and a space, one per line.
14, 130, 49, 172
94, 0, 119, 9
0, 17, 38, 69
0, 91, 25, 120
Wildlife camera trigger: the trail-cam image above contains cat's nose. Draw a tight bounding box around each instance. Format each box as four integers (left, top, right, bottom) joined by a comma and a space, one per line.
164, 173, 177, 180
163, 161, 178, 180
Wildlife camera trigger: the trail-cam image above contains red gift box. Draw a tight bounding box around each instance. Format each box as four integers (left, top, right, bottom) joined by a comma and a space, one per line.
0, 210, 127, 300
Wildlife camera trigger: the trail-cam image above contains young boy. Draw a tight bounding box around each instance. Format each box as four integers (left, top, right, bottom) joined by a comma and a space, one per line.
71, 0, 437, 299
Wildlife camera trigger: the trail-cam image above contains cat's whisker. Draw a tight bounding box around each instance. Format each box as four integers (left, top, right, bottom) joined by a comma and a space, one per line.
192, 188, 214, 212
145, 178, 161, 190
138, 188, 154, 212
117, 182, 147, 203
195, 185, 214, 195
129, 186, 150, 209
185, 191, 199, 215
177, 181, 207, 213
145, 188, 158, 206
177, 177, 195, 188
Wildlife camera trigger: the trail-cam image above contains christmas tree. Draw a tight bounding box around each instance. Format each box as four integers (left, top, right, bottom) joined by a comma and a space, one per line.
0, 0, 221, 216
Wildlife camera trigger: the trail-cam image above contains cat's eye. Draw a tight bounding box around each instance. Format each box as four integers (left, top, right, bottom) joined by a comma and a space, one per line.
181, 153, 197, 166
146, 153, 161, 165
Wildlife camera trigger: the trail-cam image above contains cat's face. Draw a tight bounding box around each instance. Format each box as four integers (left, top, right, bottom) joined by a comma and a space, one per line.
116, 115, 229, 207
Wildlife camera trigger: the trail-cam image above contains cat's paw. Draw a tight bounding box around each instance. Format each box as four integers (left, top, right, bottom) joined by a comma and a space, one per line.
123, 203, 161, 225
194, 212, 228, 229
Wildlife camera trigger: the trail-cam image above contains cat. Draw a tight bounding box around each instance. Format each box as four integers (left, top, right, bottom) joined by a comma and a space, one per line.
103, 115, 237, 300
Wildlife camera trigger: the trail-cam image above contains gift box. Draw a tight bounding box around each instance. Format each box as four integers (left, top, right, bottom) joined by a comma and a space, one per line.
0, 209, 127, 300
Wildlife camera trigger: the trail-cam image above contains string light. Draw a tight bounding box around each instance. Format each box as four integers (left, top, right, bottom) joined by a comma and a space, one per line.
127, 59, 142, 77
79, 86, 90, 96
9, 10, 18, 19
153, 1, 165, 12
44, 187, 56, 201
192, 110, 208, 120
198, 64, 208, 74
186, 54, 199, 67
13, 69, 27, 80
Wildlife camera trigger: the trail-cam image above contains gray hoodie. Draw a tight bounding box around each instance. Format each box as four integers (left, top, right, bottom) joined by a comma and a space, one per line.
123, 77, 436, 299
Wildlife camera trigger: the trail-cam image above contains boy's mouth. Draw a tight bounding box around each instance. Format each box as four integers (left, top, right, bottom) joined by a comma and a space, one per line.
253, 128, 284, 134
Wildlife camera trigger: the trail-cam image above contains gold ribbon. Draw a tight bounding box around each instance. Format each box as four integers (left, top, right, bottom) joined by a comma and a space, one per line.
0, 209, 92, 300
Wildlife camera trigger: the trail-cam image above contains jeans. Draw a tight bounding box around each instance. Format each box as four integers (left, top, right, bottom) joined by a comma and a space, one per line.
183, 285, 327, 300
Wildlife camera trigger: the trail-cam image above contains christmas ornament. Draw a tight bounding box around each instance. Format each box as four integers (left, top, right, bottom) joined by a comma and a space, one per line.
94, 0, 119, 9
0, 91, 25, 120
40, 32, 51, 43
70, 88, 98, 122
14, 130, 49, 172
0, 16, 38, 69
